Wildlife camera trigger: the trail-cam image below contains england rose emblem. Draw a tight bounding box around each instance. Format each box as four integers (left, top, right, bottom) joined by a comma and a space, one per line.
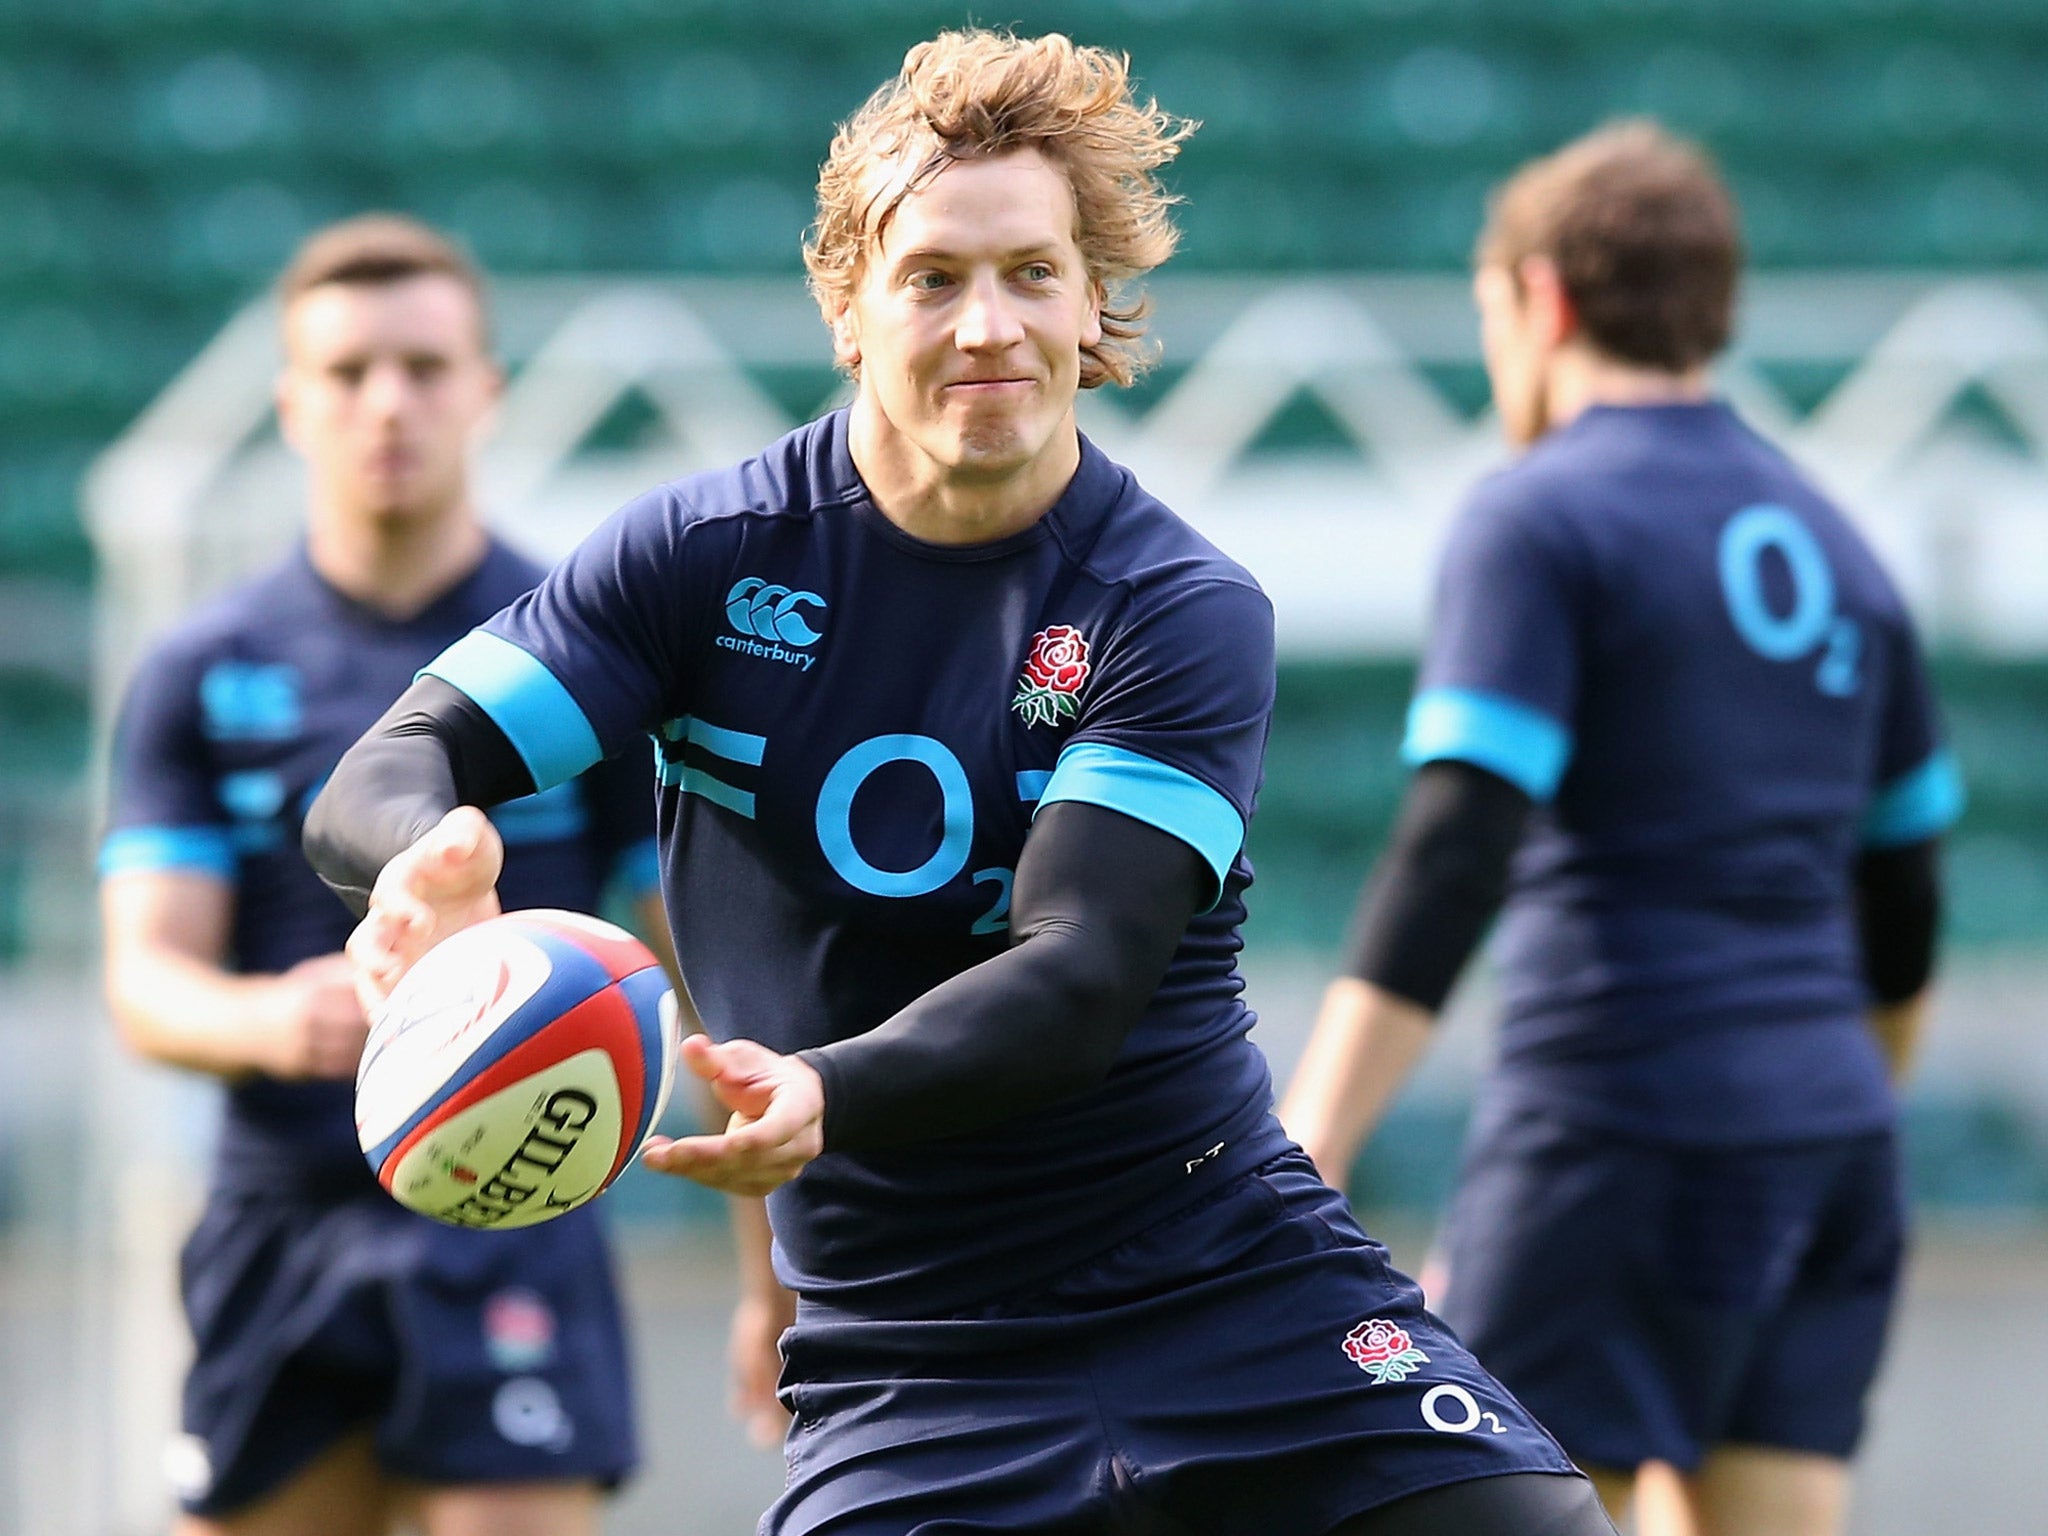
1341, 1318, 1431, 1384
1012, 625, 1090, 728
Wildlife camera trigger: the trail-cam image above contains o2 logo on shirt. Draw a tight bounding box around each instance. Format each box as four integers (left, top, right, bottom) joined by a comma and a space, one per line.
1716, 505, 1860, 697
814, 733, 1042, 936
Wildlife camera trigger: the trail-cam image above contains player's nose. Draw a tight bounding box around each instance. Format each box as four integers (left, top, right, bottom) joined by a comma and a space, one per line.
360, 359, 417, 417
953, 273, 1026, 353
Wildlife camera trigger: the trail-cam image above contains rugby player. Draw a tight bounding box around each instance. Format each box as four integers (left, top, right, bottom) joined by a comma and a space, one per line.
100, 216, 687, 1535
304, 32, 1617, 1536
1280, 123, 1959, 1536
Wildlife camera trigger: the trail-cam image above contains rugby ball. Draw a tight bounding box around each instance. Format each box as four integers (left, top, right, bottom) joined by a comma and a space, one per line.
355, 909, 680, 1229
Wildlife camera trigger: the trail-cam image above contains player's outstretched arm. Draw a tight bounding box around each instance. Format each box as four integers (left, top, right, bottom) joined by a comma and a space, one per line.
305, 675, 536, 1002
305, 676, 534, 913
642, 800, 1207, 1190
100, 871, 369, 1080
1278, 760, 1529, 1192
807, 799, 1207, 1151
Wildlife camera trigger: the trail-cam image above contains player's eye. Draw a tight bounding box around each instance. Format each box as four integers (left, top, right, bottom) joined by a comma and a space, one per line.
1018, 262, 1056, 283
330, 362, 367, 386
407, 356, 449, 383
908, 270, 953, 293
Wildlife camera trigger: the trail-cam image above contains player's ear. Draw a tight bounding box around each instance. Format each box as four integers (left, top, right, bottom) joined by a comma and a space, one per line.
1519, 256, 1576, 348
829, 303, 861, 370
1082, 278, 1104, 350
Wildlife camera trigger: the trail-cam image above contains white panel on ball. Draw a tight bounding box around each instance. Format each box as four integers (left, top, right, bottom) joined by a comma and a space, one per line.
355, 927, 555, 1151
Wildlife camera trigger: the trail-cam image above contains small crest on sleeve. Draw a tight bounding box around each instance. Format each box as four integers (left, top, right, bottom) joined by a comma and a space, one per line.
1012, 625, 1091, 729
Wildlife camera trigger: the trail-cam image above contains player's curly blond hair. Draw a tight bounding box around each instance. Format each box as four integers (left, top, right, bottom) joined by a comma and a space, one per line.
804, 29, 1195, 389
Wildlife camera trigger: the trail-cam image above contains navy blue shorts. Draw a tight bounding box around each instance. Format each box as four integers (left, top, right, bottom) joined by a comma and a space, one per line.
1430, 1107, 1905, 1473
766, 1152, 1577, 1536
172, 1185, 637, 1517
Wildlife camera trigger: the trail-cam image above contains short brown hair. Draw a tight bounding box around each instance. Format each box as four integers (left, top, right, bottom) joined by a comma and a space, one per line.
278, 213, 488, 338
1478, 120, 1741, 372
805, 29, 1195, 389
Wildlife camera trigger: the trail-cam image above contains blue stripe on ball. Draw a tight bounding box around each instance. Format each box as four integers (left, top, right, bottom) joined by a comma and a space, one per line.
618, 965, 674, 1152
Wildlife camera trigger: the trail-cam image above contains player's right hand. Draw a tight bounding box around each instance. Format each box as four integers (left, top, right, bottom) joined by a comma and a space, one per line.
642, 1036, 825, 1195
347, 806, 504, 1011
260, 953, 371, 1080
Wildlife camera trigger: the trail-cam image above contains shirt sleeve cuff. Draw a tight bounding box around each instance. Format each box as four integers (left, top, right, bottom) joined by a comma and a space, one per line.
419, 630, 603, 793
1036, 742, 1245, 908
98, 825, 236, 880
1863, 750, 1966, 847
1402, 686, 1573, 801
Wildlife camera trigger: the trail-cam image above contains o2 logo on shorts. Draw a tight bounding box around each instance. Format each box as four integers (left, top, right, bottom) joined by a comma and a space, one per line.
1716, 505, 1861, 698
1420, 1384, 1509, 1436
492, 1376, 575, 1452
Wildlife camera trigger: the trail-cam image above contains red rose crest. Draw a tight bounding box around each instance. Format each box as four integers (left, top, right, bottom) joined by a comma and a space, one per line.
484, 1287, 559, 1372
1341, 1318, 1431, 1384
1012, 625, 1090, 728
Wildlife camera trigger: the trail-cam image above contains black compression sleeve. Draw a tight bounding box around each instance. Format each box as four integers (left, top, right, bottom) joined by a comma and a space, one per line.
1855, 838, 1941, 1004
797, 800, 1208, 1153
1340, 759, 1532, 1013
302, 675, 535, 917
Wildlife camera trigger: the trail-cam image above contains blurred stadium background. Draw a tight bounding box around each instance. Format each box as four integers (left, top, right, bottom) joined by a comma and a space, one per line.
4, 1, 2048, 1531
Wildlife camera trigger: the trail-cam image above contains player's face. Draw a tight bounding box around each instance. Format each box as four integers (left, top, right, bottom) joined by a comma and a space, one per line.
1475, 262, 1551, 447
834, 148, 1103, 498
278, 274, 499, 525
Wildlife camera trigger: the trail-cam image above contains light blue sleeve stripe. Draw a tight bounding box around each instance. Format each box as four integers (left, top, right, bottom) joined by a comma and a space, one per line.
1016, 770, 1052, 803
1863, 750, 1966, 847
419, 630, 603, 793
98, 826, 236, 880
1039, 742, 1245, 906
1402, 687, 1574, 801
611, 837, 662, 897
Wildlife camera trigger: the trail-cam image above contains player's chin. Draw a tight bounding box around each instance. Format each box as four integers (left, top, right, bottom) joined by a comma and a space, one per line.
943, 419, 1052, 477
358, 474, 448, 522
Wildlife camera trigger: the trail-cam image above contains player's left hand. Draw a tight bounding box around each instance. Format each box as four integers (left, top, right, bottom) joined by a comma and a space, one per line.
641, 1035, 824, 1195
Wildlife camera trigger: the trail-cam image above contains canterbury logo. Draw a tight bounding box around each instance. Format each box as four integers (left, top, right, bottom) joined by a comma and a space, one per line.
725, 578, 826, 646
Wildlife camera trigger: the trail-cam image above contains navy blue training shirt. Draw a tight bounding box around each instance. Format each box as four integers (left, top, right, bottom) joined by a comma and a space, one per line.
419, 410, 1286, 1316
102, 539, 660, 1194
1408, 401, 1962, 1146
